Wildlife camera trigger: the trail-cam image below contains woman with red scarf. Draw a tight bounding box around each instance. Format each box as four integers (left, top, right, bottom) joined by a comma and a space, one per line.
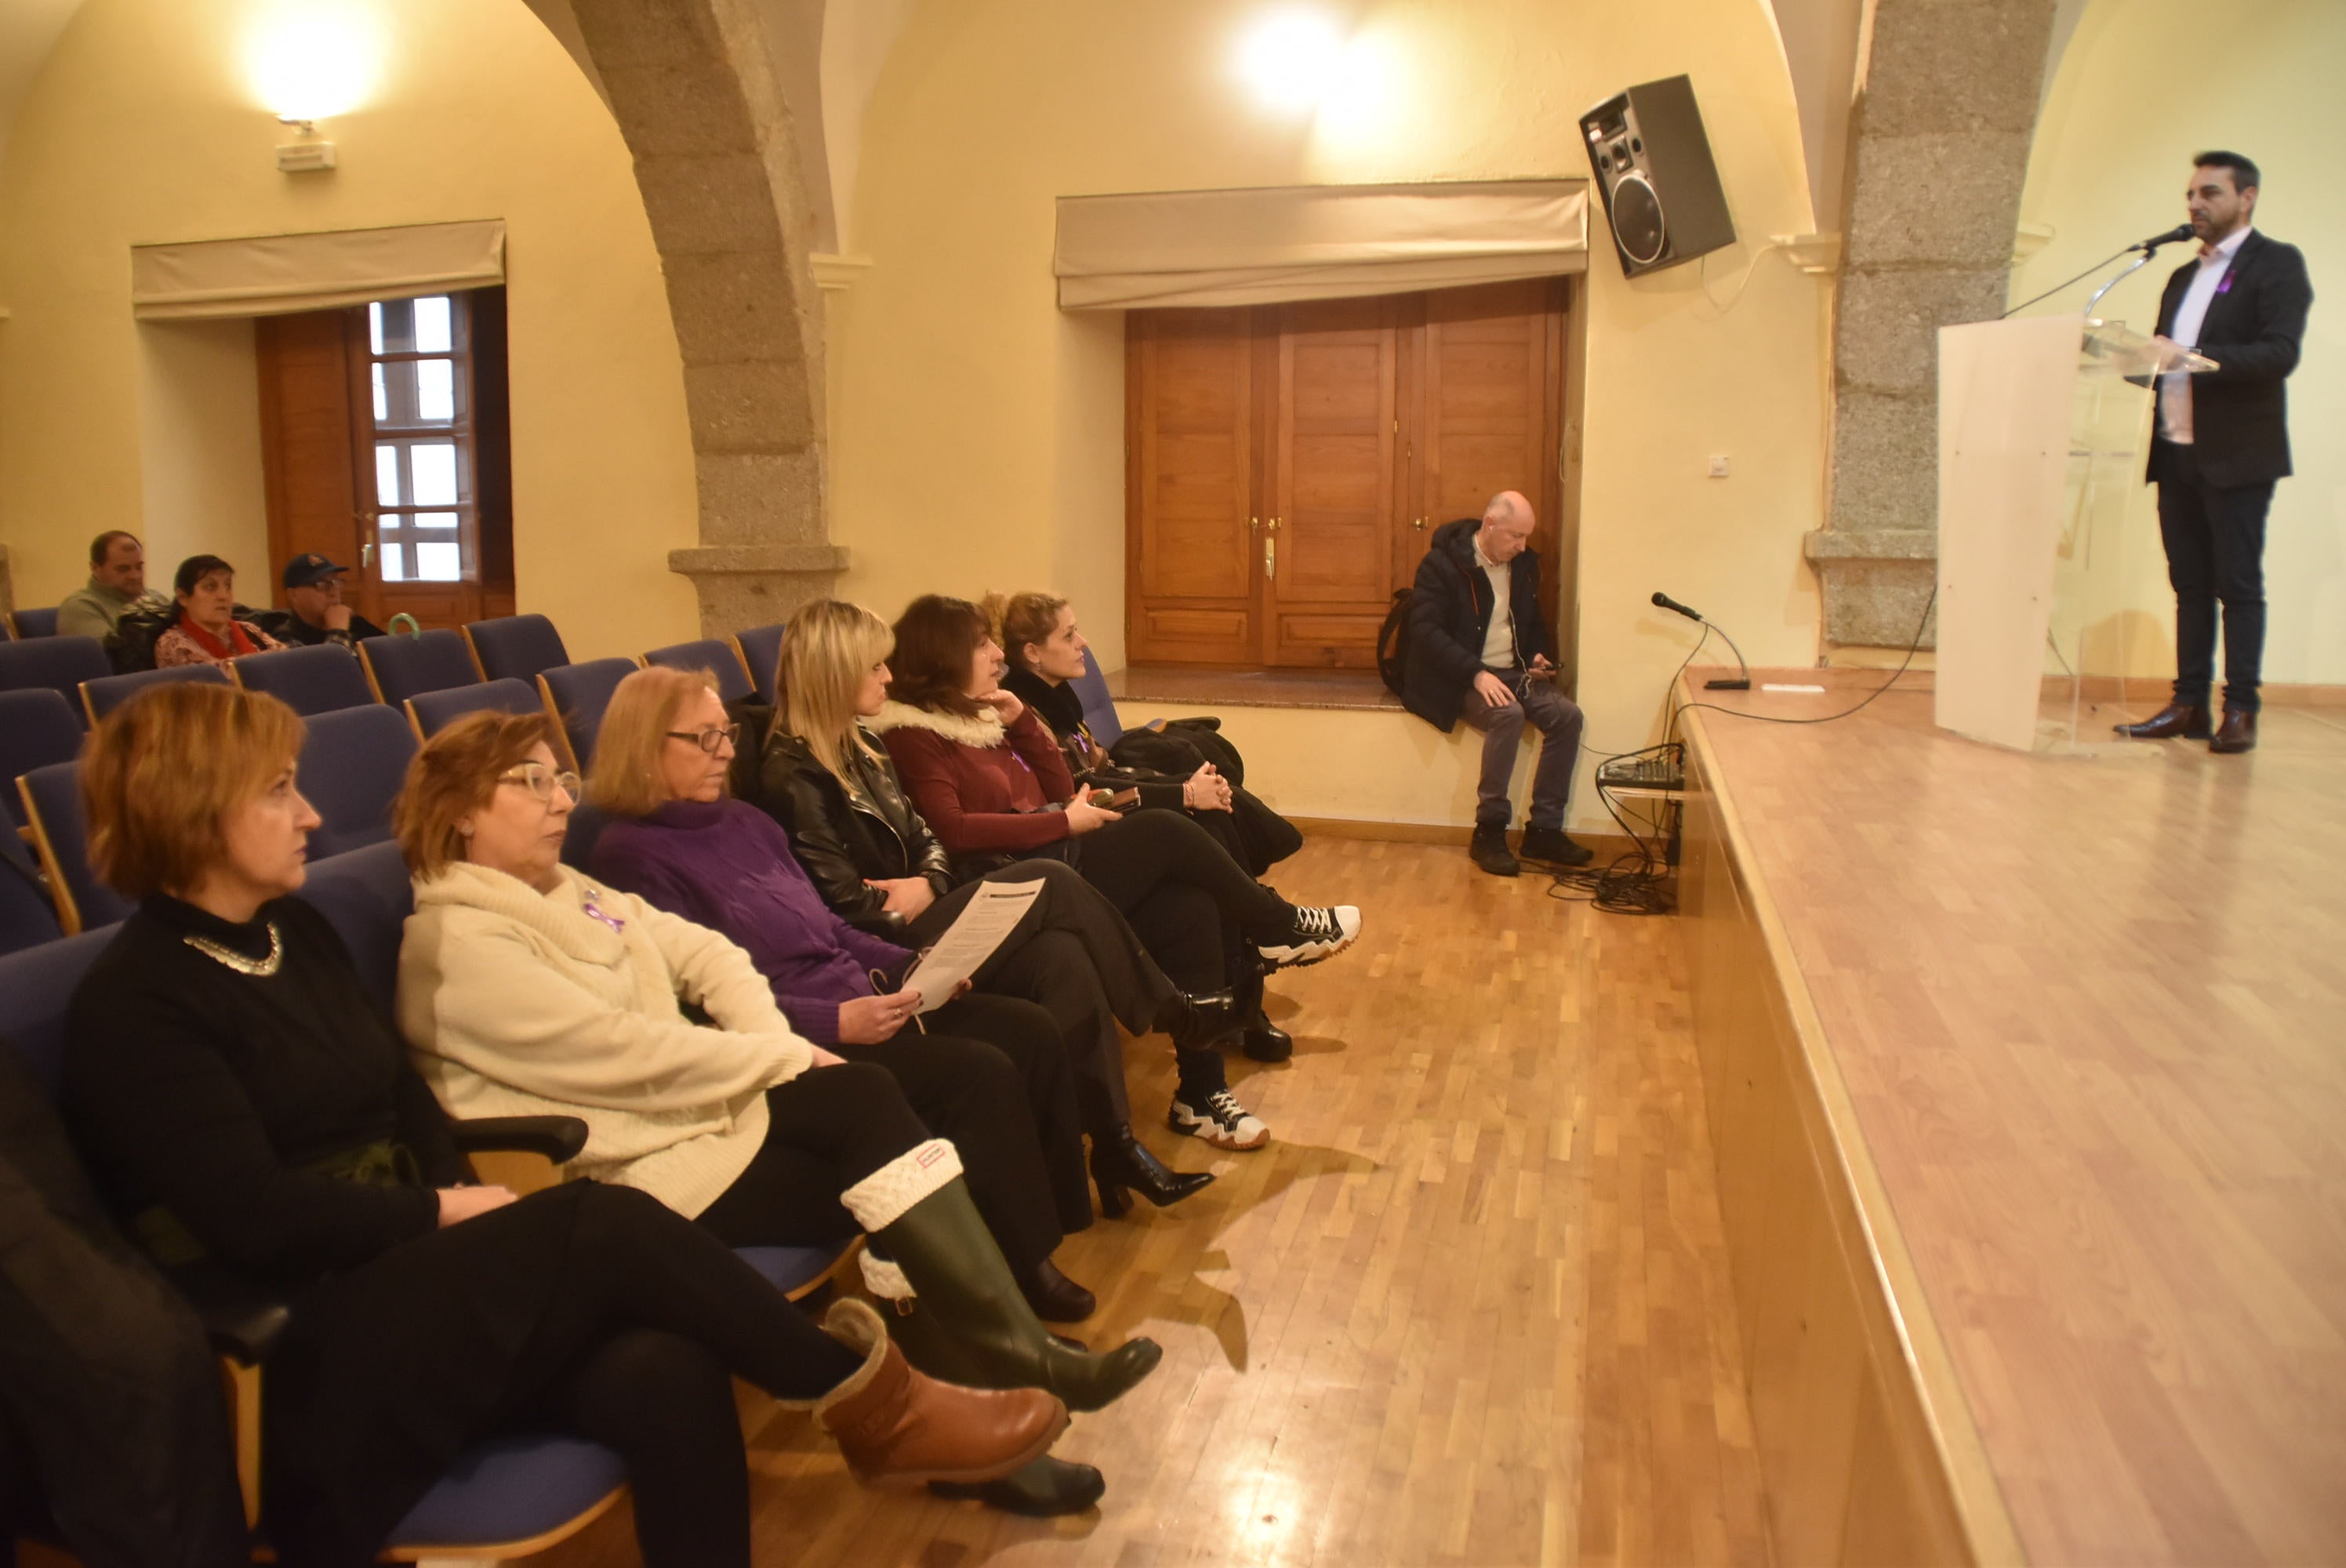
152, 554, 285, 668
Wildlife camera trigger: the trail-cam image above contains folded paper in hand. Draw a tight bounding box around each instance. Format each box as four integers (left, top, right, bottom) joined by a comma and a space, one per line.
900, 880, 1043, 1012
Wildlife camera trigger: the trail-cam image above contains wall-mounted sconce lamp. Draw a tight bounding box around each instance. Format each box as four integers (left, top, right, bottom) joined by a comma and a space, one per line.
249, 3, 379, 172
275, 114, 336, 172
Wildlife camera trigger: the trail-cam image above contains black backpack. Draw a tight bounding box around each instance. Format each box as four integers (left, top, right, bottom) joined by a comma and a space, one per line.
104, 606, 176, 673
1375, 588, 1412, 698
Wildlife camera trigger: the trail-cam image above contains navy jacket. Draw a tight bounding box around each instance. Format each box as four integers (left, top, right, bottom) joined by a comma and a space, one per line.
2148, 229, 2312, 488
1401, 517, 1551, 734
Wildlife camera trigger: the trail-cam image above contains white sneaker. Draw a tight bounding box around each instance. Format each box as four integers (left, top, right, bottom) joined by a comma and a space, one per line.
1255, 904, 1361, 969
1169, 1088, 1270, 1151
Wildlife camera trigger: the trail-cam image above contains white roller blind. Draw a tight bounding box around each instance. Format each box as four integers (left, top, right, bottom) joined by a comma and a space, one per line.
130, 220, 507, 320
1054, 180, 1587, 310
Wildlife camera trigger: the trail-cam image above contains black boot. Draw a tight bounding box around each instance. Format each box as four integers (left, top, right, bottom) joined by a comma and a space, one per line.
1469, 823, 1519, 877
1020, 1258, 1096, 1323
932, 1454, 1106, 1516
1153, 988, 1240, 1052
1240, 1014, 1294, 1063
1090, 1123, 1215, 1218
871, 1184, 1162, 1413
1519, 825, 1593, 866
2114, 702, 2212, 739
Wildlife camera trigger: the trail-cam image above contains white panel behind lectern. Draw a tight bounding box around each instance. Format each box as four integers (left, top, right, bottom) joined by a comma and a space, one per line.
1935, 313, 2083, 750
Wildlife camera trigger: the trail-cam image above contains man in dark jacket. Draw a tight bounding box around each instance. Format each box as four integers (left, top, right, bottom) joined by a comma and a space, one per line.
255, 553, 386, 648
1402, 492, 1590, 877
2115, 151, 2312, 756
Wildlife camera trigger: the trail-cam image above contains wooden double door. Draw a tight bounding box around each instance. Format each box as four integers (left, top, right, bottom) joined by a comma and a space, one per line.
1124, 277, 1572, 670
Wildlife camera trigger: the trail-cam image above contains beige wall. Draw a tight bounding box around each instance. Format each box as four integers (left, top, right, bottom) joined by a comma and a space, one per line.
827, 0, 1830, 831
2011, 0, 2345, 688
0, 0, 702, 660
135, 318, 269, 586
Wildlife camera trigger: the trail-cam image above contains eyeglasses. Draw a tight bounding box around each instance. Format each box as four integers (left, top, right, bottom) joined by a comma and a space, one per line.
498, 764, 581, 804
665, 724, 742, 756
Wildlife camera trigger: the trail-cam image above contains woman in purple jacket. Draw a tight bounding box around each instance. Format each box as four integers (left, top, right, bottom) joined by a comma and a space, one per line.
584, 666, 1103, 1325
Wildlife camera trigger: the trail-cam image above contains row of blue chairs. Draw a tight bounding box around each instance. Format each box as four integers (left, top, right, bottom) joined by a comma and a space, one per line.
0, 837, 859, 1560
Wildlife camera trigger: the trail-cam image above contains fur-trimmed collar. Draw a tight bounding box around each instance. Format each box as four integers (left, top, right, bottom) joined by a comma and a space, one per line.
412, 860, 628, 967
866, 700, 1006, 748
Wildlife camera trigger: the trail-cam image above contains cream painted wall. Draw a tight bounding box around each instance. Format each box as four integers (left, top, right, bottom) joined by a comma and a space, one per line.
0, 0, 702, 660
136, 318, 269, 585
829, 0, 1828, 830
2011, 0, 2345, 688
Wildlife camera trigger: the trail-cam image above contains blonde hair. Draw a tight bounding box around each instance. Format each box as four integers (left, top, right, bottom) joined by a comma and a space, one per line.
992, 591, 1069, 675
587, 665, 724, 818
80, 683, 306, 899
394, 710, 555, 880
774, 600, 893, 782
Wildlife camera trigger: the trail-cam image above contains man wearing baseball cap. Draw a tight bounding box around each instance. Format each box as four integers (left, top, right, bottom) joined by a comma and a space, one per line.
257, 554, 386, 648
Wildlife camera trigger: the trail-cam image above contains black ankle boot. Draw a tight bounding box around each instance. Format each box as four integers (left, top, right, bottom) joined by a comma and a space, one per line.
1020, 1258, 1096, 1323
1153, 989, 1240, 1053
932, 1454, 1106, 1515
1240, 1013, 1294, 1062
1089, 1124, 1214, 1218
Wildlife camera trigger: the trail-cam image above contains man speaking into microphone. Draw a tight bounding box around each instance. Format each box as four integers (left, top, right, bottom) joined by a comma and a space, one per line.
2115, 151, 2313, 754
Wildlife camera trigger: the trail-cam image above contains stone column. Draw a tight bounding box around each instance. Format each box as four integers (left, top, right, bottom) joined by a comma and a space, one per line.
1807, 0, 2060, 651
568, 0, 848, 633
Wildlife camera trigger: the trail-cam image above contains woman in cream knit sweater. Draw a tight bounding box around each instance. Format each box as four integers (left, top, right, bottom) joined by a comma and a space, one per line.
391, 710, 1159, 1425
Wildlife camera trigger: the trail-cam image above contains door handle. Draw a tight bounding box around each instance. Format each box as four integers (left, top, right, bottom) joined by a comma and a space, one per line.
1265, 535, 1276, 581
1412, 517, 1428, 531
361, 542, 375, 568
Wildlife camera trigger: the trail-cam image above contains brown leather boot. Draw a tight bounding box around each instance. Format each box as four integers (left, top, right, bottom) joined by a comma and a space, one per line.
2210, 709, 2258, 753
815, 1298, 1068, 1487
2113, 702, 2212, 740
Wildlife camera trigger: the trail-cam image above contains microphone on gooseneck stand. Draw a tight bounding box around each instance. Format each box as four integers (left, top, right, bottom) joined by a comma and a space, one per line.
1650, 591, 1751, 690
2136, 223, 2196, 252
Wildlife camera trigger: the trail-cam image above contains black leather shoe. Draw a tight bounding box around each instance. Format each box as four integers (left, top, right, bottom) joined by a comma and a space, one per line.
1019, 1258, 1096, 1323
1469, 824, 1519, 877
1520, 826, 1594, 866
1090, 1125, 1214, 1219
2114, 702, 2212, 740
932, 1454, 1106, 1515
2210, 709, 2257, 753
1241, 1018, 1293, 1062
1154, 989, 1240, 1053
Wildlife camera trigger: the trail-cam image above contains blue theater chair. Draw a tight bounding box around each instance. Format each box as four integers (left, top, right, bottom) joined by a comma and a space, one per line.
15, 763, 132, 935
299, 705, 419, 859
642, 638, 753, 704
81, 662, 231, 724
732, 622, 788, 706
9, 607, 60, 640
404, 678, 546, 741
359, 629, 481, 708
1, 688, 82, 829
0, 635, 109, 710
232, 643, 376, 716
538, 658, 641, 773
462, 615, 571, 685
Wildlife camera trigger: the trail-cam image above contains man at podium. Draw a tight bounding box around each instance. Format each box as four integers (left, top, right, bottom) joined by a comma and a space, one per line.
2115, 151, 2313, 755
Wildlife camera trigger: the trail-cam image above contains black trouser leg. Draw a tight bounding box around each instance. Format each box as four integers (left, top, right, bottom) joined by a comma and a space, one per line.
1070, 811, 1291, 941
837, 1022, 1076, 1267
931, 979, 1099, 1233
695, 1061, 938, 1247
908, 859, 1178, 1033
1124, 884, 1231, 1102
2158, 469, 2220, 711
536, 1330, 750, 1568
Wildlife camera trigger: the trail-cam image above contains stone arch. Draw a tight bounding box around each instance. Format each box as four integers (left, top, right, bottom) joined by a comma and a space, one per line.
568, 0, 845, 633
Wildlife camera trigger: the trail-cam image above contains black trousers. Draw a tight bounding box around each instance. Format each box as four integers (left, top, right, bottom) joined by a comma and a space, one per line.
267, 1181, 862, 1568
909, 859, 1179, 1141
2154, 441, 2275, 714
1066, 808, 1293, 943
695, 1058, 1060, 1274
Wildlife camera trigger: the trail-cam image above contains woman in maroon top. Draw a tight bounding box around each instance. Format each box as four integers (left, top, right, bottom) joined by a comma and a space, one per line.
152, 554, 285, 669
870, 596, 1363, 1152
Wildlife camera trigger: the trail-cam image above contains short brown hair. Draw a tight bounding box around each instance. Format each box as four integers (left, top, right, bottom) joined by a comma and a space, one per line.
992, 592, 1068, 675
80, 684, 306, 899
588, 665, 721, 818
888, 595, 991, 717
395, 709, 556, 879
89, 530, 139, 566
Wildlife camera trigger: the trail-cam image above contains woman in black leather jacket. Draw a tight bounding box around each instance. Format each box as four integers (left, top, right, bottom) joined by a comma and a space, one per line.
741, 599, 1251, 1201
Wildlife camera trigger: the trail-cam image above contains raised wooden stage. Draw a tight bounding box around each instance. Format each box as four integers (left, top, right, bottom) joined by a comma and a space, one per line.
1680, 670, 2346, 1565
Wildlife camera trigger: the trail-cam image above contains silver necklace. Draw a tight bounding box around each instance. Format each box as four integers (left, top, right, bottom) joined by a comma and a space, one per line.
182, 922, 284, 977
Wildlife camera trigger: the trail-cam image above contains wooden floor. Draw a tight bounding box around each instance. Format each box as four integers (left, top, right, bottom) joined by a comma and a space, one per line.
1682, 679, 2346, 1565
539, 837, 1770, 1568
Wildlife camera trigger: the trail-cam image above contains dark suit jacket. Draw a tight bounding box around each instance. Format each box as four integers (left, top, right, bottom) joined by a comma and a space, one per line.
2148, 229, 2313, 488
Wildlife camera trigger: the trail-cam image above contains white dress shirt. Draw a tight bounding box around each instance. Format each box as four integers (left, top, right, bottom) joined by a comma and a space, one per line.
2158, 224, 2252, 445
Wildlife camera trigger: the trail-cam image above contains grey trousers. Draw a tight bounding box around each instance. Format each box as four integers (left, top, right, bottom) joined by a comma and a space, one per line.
1459, 673, 1583, 830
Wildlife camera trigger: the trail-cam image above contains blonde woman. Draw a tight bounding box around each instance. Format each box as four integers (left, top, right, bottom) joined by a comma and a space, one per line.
583, 663, 1102, 1324
751, 600, 1253, 1183
62, 684, 1062, 1567
391, 710, 1160, 1421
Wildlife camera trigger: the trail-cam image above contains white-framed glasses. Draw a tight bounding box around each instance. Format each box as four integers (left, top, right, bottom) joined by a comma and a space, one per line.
498, 764, 580, 804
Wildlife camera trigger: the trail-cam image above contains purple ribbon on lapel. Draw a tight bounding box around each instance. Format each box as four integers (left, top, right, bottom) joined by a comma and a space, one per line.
2216, 270, 2236, 295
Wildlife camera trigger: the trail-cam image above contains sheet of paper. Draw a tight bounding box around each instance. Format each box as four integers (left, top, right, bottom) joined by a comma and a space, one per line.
1760, 682, 1827, 693
900, 879, 1043, 1012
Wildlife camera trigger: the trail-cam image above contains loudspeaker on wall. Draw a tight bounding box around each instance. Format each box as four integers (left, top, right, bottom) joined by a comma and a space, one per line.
1579, 74, 1736, 277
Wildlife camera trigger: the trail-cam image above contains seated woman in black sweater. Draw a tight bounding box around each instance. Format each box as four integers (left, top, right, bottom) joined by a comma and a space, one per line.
993, 590, 1306, 1062
60, 682, 1065, 1567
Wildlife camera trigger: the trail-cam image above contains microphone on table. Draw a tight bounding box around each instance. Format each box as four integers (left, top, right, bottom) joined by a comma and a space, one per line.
1651, 591, 1751, 691
2136, 223, 2195, 252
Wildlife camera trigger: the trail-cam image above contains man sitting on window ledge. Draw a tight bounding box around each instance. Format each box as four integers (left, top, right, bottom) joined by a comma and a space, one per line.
257, 553, 386, 649
1400, 491, 1592, 878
